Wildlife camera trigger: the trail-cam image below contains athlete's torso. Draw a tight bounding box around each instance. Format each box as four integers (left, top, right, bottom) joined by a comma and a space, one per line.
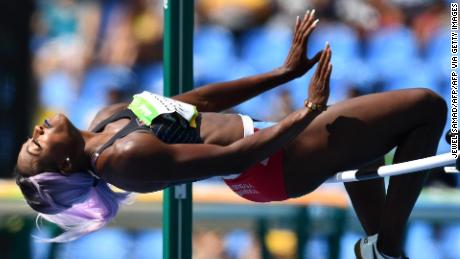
88, 106, 244, 146
87, 95, 244, 192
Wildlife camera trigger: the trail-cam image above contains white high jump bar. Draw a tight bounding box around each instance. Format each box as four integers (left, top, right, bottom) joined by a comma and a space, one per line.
327, 153, 457, 183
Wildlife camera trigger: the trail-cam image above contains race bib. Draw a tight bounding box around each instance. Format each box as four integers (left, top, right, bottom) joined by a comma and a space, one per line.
128, 91, 198, 127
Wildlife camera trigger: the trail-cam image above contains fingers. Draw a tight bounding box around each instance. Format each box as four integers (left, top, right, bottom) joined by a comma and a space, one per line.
315, 43, 332, 81
313, 50, 325, 79
293, 10, 317, 44
302, 10, 311, 24
294, 16, 301, 38
321, 44, 332, 80
299, 10, 318, 45
317, 42, 329, 77
301, 9, 314, 29
304, 19, 319, 40
325, 63, 333, 87
302, 9, 318, 37
294, 10, 310, 43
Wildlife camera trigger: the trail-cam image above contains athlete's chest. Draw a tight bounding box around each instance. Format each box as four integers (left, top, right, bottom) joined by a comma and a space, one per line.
100, 118, 131, 134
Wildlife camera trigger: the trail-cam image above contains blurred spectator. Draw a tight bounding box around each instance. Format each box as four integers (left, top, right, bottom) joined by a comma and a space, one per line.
411, 1, 449, 50
368, 0, 405, 28
197, 0, 272, 31
32, 0, 101, 124
33, 0, 100, 74
32, 0, 100, 49
97, 0, 164, 67
224, 229, 261, 259
335, 0, 380, 31
265, 229, 297, 259
193, 228, 230, 259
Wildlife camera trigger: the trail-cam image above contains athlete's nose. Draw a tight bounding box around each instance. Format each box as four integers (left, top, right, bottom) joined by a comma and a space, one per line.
32, 125, 44, 139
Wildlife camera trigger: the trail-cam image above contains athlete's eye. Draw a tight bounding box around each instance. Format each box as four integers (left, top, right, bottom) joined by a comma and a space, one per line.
44, 119, 52, 128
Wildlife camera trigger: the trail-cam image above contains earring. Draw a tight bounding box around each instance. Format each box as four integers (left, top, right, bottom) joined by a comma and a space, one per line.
61, 157, 72, 175
65, 157, 72, 169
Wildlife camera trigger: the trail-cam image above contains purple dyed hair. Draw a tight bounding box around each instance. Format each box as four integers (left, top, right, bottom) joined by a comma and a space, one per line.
16, 171, 131, 242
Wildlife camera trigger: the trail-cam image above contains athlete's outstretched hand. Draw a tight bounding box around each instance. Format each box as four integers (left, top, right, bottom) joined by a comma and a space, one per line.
307, 43, 332, 107
281, 10, 322, 78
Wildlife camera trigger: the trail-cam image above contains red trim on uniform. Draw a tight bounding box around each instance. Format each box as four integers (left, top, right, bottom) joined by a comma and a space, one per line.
223, 129, 288, 202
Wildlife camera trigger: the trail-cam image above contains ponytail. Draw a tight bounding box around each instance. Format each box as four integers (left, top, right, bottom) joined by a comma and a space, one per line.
16, 171, 131, 242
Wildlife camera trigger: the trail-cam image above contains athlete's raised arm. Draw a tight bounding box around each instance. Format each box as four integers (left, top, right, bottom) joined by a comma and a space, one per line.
173, 10, 323, 112
102, 45, 332, 184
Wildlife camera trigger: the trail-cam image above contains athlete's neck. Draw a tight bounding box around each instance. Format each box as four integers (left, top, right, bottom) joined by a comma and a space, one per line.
79, 130, 108, 170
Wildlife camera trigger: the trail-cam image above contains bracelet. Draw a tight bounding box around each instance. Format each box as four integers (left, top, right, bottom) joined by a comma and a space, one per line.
304, 100, 327, 112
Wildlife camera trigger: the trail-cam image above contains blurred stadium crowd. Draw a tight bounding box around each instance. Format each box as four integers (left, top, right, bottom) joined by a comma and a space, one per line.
29, 0, 456, 258
32, 0, 451, 134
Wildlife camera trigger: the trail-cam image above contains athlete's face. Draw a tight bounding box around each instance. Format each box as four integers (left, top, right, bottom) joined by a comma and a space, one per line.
17, 113, 84, 176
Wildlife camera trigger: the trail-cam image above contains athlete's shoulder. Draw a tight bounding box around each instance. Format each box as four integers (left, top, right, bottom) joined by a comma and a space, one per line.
100, 133, 171, 183
87, 102, 129, 131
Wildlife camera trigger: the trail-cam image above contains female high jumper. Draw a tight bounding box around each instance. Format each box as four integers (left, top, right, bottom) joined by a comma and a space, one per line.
16, 10, 446, 259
